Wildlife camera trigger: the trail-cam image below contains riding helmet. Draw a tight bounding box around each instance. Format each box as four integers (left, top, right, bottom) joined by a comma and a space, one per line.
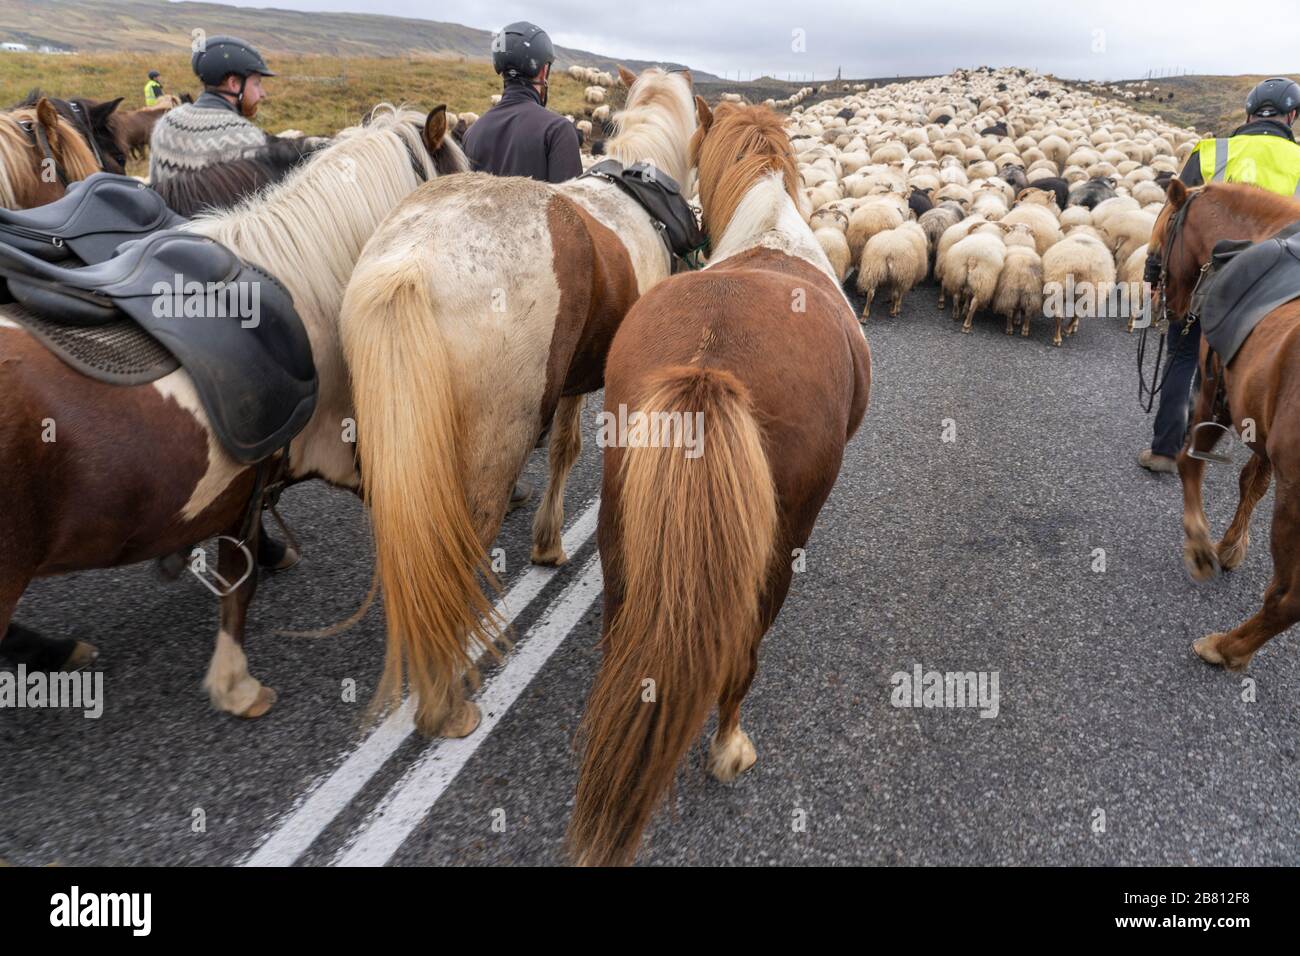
1245, 77, 1300, 118
191, 35, 277, 86
148, 70, 161, 79
491, 22, 554, 80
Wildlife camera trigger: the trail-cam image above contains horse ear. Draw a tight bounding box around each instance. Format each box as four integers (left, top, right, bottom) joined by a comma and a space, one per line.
680, 69, 693, 90
617, 65, 637, 89
35, 97, 59, 133
1165, 177, 1187, 209
93, 97, 125, 120
424, 105, 448, 153
695, 95, 713, 132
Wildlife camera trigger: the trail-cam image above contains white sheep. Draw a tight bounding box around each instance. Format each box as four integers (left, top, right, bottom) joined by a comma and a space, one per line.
944, 230, 1007, 333
857, 222, 928, 319
1042, 233, 1116, 346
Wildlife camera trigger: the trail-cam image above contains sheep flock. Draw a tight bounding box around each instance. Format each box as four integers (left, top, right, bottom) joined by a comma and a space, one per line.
788, 66, 1191, 345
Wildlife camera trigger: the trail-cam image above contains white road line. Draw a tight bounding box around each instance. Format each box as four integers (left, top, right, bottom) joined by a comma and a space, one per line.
242, 498, 601, 867
333, 554, 604, 867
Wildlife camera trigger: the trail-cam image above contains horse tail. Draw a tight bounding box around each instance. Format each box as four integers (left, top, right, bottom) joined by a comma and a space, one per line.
340, 256, 499, 737
569, 366, 777, 865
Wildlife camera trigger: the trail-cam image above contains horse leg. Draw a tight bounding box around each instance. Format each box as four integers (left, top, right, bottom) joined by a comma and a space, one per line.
1178, 368, 1228, 581
531, 394, 585, 566
1218, 455, 1272, 571
1194, 478, 1300, 669
707, 639, 760, 782
202, 531, 275, 718
0, 568, 96, 671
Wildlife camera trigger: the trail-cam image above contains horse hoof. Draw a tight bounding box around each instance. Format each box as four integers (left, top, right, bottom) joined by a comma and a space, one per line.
530, 545, 568, 567
708, 728, 757, 783
1192, 635, 1228, 667
1184, 542, 1220, 582
436, 700, 481, 739
1217, 534, 1249, 571
63, 640, 98, 672
237, 686, 277, 719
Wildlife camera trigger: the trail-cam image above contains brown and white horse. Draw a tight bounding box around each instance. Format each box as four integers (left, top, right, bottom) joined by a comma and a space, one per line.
568, 101, 872, 866
1152, 178, 1300, 670
340, 66, 697, 738
0, 98, 99, 209
0, 105, 467, 716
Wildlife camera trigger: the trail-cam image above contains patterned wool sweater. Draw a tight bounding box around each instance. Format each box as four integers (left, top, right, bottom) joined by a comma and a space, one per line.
148, 92, 269, 183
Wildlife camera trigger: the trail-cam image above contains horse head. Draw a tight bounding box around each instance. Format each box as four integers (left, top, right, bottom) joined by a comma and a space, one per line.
0, 97, 99, 209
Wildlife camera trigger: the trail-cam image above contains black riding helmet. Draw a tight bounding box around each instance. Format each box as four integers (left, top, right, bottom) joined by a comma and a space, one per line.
192, 35, 275, 85
491, 22, 554, 81
148, 70, 161, 80
1245, 77, 1300, 120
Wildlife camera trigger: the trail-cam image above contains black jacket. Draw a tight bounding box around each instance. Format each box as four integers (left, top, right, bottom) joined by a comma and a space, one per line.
1177, 118, 1296, 187
463, 81, 582, 184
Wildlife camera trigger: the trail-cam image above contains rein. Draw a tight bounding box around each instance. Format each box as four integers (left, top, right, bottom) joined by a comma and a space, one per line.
1137, 192, 1206, 412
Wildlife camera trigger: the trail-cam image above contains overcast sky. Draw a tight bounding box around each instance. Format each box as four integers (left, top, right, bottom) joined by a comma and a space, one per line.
208, 1, 1298, 81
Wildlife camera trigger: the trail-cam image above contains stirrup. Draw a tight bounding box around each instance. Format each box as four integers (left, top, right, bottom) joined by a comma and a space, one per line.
1187, 422, 1234, 464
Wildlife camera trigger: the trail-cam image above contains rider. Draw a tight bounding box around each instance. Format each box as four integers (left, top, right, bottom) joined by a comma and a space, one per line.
464, 22, 582, 509
1138, 76, 1300, 474
148, 35, 275, 186
144, 70, 164, 107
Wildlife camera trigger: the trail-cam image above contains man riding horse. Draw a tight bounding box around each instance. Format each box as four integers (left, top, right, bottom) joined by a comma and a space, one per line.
1138, 76, 1300, 474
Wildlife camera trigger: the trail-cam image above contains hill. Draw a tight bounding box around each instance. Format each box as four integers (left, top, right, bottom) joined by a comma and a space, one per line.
0, 0, 711, 78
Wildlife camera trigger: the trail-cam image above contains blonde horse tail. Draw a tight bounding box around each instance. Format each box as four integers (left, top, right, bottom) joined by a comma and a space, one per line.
568, 366, 777, 865
340, 256, 500, 737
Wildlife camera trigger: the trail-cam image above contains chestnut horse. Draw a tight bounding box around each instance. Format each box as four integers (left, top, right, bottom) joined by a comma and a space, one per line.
340, 66, 697, 739
0, 99, 99, 209
1152, 178, 1300, 670
0, 106, 467, 715
569, 101, 872, 865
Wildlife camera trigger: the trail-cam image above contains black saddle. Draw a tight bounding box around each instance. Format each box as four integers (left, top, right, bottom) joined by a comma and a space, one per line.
1193, 220, 1300, 366
580, 159, 705, 267
0, 229, 317, 464
0, 172, 185, 264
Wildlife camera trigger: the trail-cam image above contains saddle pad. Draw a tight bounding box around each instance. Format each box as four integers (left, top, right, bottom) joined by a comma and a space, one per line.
2, 304, 179, 384
1200, 221, 1300, 365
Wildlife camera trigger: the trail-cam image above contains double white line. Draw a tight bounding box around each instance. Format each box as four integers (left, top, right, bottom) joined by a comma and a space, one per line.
244, 498, 602, 867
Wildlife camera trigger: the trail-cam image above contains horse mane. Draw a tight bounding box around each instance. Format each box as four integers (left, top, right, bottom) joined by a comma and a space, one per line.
691, 102, 800, 241
187, 104, 467, 322
0, 105, 99, 207
605, 68, 696, 188
152, 154, 299, 217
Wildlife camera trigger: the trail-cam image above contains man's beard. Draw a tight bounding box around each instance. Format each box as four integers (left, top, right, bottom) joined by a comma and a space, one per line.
240, 96, 259, 119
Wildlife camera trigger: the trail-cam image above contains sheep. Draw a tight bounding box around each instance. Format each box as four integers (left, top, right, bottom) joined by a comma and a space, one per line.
846, 198, 906, 260
1090, 195, 1142, 232
1001, 201, 1062, 255
1119, 242, 1151, 332
992, 230, 1044, 337
815, 225, 853, 283
857, 222, 929, 319
1042, 233, 1116, 346
943, 231, 1007, 333
1100, 208, 1156, 268
935, 216, 991, 309
1059, 205, 1092, 230
585, 86, 606, 106
592, 104, 611, 124
971, 187, 1010, 221
918, 202, 964, 274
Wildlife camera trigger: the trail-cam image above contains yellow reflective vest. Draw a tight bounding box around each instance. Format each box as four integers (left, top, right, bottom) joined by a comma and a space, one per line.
144, 79, 162, 107
1193, 132, 1300, 196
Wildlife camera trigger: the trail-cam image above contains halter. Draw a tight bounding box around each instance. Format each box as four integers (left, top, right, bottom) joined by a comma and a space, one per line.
64, 100, 106, 171
17, 117, 69, 187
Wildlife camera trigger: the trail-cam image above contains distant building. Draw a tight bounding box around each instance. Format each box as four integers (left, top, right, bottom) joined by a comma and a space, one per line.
1, 42, 30, 53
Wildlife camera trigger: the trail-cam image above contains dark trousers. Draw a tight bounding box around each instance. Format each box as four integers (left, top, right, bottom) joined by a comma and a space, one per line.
1152, 320, 1203, 458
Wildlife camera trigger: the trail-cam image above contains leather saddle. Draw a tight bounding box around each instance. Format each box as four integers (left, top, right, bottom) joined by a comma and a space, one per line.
0, 213, 318, 465
0, 172, 185, 264
1193, 220, 1300, 366
580, 159, 705, 267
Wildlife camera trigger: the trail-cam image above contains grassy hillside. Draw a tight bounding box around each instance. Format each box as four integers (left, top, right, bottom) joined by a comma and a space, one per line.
1118, 74, 1295, 137
0, 51, 617, 139
0, 0, 708, 77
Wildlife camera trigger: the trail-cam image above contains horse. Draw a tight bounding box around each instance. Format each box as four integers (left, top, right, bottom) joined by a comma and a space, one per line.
115, 102, 178, 162
339, 66, 697, 738
0, 105, 468, 717
1152, 177, 1300, 670
15, 90, 129, 176
568, 101, 872, 865
0, 98, 100, 209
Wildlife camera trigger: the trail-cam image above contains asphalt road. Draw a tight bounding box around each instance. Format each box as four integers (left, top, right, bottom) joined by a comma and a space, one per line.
3, 278, 1297, 866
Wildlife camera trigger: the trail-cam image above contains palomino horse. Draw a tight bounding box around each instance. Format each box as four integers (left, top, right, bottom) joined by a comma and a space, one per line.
0, 99, 99, 209
0, 105, 467, 715
569, 101, 872, 866
340, 66, 697, 738
1152, 178, 1300, 670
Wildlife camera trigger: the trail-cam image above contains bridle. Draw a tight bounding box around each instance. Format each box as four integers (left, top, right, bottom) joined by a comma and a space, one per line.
63, 100, 107, 171
16, 116, 70, 187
